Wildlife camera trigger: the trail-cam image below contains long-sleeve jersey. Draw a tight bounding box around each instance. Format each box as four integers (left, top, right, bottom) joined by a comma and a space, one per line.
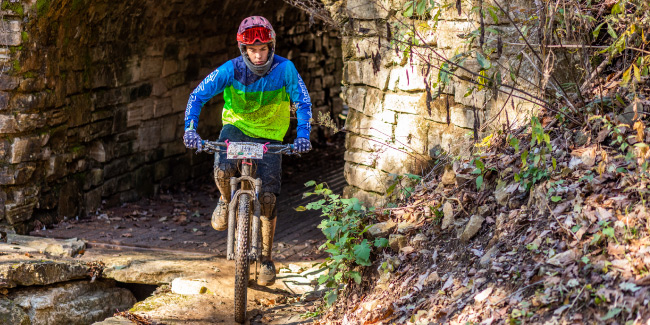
184, 55, 312, 141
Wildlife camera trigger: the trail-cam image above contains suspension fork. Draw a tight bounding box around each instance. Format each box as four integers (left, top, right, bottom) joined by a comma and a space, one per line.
226, 159, 263, 261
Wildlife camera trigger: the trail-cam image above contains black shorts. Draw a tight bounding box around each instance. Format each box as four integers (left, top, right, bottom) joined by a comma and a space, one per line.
214, 124, 282, 194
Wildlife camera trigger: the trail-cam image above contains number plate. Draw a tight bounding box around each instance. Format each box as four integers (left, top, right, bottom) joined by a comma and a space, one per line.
227, 142, 264, 160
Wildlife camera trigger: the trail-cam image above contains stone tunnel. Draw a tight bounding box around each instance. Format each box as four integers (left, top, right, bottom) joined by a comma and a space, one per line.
0, 0, 343, 233
1, 0, 541, 234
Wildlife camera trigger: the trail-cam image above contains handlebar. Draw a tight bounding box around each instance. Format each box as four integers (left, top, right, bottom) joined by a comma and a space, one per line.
198, 140, 299, 156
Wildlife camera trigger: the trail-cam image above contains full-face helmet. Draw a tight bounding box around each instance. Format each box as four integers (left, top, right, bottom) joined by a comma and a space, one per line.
237, 16, 276, 76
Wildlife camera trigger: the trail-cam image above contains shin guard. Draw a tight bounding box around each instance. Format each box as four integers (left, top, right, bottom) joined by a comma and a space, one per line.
214, 164, 236, 202
260, 192, 277, 262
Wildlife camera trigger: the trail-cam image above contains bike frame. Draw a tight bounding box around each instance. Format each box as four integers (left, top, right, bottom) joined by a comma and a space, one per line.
226, 160, 262, 262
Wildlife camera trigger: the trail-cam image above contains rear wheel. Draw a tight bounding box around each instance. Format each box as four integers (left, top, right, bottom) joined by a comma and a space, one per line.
234, 193, 251, 323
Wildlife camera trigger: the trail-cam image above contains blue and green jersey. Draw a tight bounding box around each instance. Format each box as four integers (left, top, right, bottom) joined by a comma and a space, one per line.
184, 55, 312, 141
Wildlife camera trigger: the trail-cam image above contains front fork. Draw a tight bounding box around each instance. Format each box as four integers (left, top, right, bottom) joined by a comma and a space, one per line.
226, 164, 263, 262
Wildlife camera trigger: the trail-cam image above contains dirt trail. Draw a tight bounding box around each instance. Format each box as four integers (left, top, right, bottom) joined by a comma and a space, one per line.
79, 248, 317, 324
34, 142, 346, 260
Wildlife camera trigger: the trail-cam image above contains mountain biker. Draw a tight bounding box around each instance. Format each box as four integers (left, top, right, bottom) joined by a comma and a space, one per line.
182, 16, 312, 286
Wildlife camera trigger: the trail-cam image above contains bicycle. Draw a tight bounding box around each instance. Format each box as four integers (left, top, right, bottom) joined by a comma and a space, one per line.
199, 140, 298, 323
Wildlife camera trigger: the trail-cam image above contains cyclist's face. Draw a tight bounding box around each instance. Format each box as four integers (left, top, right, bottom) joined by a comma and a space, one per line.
246, 44, 269, 65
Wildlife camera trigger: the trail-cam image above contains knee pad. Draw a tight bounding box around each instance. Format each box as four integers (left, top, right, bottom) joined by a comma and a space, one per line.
214, 164, 236, 200
260, 192, 277, 221
214, 164, 236, 182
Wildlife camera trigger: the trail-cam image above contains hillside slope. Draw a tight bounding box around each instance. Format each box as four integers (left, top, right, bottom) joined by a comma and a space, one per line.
316, 103, 650, 324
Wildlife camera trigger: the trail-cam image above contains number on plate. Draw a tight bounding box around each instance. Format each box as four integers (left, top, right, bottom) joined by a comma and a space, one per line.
227, 142, 264, 159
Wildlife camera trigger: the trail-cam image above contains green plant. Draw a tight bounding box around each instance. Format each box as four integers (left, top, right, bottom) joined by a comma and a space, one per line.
525, 242, 539, 251
514, 116, 555, 191
12, 60, 20, 74
386, 173, 422, 201
300, 309, 322, 319
599, 220, 619, 244
431, 204, 444, 223
509, 301, 534, 324
547, 180, 565, 202
299, 181, 383, 305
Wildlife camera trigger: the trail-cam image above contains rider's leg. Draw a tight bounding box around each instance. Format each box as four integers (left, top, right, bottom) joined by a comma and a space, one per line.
212, 162, 236, 231
211, 125, 245, 231
258, 192, 277, 286
260, 192, 277, 261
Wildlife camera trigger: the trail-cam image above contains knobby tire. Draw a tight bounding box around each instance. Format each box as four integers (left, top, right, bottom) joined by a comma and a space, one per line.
234, 193, 251, 323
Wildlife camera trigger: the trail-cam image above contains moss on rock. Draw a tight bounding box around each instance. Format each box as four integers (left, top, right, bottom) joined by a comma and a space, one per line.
1, 2, 25, 16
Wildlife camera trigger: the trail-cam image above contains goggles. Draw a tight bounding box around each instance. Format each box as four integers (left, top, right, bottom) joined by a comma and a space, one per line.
237, 27, 274, 45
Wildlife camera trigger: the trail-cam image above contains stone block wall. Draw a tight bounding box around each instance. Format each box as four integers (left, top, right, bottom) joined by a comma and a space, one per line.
328, 0, 543, 205
0, 0, 342, 233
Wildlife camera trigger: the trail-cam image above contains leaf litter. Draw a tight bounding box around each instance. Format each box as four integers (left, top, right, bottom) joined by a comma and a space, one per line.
316, 107, 650, 324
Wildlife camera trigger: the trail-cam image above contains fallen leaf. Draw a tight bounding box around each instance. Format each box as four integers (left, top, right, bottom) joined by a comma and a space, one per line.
475, 287, 493, 303
547, 250, 576, 267
619, 282, 641, 292
634, 121, 645, 142
441, 277, 454, 291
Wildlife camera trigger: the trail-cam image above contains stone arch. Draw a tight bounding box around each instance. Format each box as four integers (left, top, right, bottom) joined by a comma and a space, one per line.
0, 0, 343, 233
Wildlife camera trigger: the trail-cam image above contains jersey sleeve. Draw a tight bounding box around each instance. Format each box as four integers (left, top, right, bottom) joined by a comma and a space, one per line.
184, 61, 233, 130
283, 61, 312, 139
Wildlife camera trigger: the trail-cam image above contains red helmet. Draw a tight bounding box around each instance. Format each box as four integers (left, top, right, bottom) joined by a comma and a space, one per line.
237, 16, 276, 46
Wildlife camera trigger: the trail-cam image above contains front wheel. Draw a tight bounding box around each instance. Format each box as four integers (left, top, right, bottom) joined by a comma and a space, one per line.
234, 193, 251, 323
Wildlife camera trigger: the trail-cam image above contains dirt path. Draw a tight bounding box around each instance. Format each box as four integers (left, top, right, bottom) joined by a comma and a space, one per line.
78, 248, 321, 324
33, 142, 345, 260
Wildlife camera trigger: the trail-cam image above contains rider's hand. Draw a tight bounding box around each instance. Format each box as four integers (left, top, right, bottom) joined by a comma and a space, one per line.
183, 129, 203, 150
293, 137, 311, 153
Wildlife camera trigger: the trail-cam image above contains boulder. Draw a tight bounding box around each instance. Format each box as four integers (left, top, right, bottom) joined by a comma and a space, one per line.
0, 260, 89, 289
397, 222, 416, 234
441, 166, 456, 185
5, 234, 85, 257
477, 204, 493, 216
10, 280, 136, 325
459, 215, 485, 242
441, 202, 454, 229
494, 187, 509, 206
410, 233, 427, 246
389, 234, 407, 251
0, 297, 30, 325
367, 220, 396, 238
102, 254, 218, 285
480, 246, 499, 266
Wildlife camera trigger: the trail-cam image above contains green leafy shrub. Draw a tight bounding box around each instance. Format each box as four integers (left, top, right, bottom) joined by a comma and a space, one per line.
298, 181, 383, 305
514, 116, 555, 191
